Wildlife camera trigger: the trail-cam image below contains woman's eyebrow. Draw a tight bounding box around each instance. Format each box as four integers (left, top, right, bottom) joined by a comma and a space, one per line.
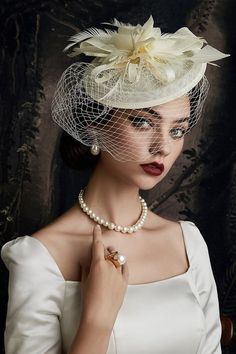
141, 108, 190, 123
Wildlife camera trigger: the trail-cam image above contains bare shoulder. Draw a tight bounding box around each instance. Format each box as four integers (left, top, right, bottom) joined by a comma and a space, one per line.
146, 209, 182, 232
31, 203, 93, 281
146, 210, 190, 269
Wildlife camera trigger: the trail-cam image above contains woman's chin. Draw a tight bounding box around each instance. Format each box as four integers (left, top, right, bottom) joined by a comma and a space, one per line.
135, 174, 165, 190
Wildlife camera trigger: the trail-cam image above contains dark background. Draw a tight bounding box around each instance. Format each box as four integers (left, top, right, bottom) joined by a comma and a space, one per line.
0, 0, 236, 353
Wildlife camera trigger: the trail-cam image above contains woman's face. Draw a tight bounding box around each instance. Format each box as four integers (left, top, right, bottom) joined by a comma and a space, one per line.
98, 95, 190, 190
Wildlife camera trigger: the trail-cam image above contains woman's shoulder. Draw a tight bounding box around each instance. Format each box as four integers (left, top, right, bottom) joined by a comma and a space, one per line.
146, 212, 208, 264
1, 235, 31, 269
1, 231, 84, 284
1, 205, 89, 280
147, 211, 207, 246
149, 215, 212, 285
1, 233, 66, 283
28, 205, 94, 281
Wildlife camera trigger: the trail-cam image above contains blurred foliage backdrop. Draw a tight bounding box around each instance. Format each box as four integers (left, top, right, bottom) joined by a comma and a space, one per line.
0, 0, 236, 353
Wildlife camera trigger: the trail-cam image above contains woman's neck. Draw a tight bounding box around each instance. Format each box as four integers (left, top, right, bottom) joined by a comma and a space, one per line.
84, 163, 142, 227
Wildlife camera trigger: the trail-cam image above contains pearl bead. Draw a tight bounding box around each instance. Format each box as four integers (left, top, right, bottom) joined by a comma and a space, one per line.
108, 223, 115, 230
78, 189, 148, 235
90, 144, 100, 156
117, 254, 126, 264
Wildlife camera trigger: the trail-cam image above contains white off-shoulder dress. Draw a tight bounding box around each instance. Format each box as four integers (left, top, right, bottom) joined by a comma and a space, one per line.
1, 220, 222, 354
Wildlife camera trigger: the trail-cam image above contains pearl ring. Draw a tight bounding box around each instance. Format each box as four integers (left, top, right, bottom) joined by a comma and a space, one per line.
105, 251, 126, 267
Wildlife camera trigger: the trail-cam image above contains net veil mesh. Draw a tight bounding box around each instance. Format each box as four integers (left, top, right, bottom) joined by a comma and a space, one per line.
51, 62, 210, 163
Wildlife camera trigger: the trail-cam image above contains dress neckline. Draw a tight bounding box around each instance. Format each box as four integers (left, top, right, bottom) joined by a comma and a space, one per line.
28, 220, 192, 287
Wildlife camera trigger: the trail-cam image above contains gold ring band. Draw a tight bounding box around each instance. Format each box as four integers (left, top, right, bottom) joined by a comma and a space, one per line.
105, 251, 126, 267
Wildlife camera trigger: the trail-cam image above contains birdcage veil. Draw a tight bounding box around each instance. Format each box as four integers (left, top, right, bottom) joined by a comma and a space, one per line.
51, 16, 229, 163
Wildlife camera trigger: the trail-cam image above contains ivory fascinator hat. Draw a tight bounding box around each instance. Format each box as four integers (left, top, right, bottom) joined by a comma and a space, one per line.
51, 16, 230, 162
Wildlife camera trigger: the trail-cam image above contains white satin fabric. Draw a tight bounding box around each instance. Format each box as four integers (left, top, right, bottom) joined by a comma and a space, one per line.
1, 221, 222, 354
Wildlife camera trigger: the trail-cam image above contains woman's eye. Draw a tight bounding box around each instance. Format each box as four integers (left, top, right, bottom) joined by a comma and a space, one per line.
129, 117, 153, 129
170, 127, 186, 139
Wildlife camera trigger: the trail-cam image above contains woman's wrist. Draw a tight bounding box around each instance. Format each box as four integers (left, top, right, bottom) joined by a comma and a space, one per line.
80, 309, 114, 333
68, 317, 113, 354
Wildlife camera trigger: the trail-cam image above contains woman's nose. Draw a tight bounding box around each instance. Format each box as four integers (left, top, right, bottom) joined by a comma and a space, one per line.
149, 133, 171, 157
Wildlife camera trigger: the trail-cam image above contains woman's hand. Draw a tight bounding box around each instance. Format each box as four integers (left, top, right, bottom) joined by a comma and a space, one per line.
80, 224, 129, 331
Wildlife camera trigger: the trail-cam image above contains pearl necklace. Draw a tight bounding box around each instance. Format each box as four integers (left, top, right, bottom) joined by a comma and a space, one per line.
78, 189, 148, 234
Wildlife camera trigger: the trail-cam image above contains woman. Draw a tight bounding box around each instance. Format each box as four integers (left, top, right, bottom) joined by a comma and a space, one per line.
1, 16, 229, 354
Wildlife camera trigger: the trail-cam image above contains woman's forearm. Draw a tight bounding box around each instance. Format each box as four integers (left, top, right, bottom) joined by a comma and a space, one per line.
68, 318, 113, 354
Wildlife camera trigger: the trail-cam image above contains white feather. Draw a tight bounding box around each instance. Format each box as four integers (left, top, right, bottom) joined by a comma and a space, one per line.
102, 18, 133, 28
64, 27, 115, 52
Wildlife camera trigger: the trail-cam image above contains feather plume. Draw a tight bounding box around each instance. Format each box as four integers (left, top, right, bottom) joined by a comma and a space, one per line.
64, 28, 115, 52
102, 18, 133, 28
64, 15, 230, 85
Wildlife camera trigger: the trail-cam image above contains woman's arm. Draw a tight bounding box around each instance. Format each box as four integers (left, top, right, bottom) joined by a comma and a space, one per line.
68, 225, 129, 354
1, 236, 65, 354
68, 319, 112, 354
187, 222, 222, 353
198, 245, 222, 353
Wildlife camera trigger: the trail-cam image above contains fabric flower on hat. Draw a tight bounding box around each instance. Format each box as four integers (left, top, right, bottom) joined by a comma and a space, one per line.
64, 15, 229, 85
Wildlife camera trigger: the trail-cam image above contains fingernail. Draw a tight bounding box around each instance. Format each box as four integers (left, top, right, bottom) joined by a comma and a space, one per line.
95, 224, 101, 230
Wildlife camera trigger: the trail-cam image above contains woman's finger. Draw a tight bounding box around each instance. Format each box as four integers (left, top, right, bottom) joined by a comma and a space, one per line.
81, 264, 90, 282
121, 261, 129, 282
92, 225, 105, 262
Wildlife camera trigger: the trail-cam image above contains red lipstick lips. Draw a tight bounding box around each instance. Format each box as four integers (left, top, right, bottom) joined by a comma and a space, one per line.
140, 162, 165, 176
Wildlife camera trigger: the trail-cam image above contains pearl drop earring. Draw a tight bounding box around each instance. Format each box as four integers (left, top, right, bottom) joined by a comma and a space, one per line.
90, 144, 100, 155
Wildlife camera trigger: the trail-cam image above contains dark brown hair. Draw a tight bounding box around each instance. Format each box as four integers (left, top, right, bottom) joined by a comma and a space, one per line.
59, 130, 100, 170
